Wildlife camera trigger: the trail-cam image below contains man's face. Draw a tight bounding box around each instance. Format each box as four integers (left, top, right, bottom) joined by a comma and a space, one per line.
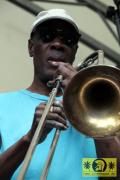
28, 19, 79, 83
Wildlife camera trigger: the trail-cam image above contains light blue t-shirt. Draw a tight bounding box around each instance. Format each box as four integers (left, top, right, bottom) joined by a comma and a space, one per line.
0, 89, 98, 180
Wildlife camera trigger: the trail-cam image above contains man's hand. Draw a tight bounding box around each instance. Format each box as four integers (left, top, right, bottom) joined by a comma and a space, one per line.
48, 61, 77, 88
26, 101, 68, 143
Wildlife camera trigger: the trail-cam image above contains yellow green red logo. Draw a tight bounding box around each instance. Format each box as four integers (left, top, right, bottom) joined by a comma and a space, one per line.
82, 158, 117, 177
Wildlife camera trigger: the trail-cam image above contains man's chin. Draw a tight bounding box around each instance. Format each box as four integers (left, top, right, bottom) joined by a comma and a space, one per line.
39, 74, 55, 84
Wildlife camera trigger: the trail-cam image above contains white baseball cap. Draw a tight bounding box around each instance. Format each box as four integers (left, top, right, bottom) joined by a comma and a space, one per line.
30, 9, 80, 37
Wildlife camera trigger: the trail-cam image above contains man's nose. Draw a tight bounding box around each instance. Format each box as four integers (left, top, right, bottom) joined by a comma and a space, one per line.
50, 37, 65, 50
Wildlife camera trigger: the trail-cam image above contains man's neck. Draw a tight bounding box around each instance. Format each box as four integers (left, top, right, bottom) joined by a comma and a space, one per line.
27, 78, 62, 96
27, 80, 50, 96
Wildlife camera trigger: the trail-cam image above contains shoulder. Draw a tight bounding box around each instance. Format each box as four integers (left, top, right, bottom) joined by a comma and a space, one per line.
0, 90, 22, 101
0, 90, 26, 108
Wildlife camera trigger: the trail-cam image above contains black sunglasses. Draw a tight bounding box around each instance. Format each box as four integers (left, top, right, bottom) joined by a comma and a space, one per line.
34, 27, 80, 47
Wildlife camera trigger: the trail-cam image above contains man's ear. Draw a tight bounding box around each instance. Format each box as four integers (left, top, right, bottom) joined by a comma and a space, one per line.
28, 39, 34, 57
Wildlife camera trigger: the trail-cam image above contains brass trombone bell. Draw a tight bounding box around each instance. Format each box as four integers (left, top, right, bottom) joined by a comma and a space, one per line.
63, 65, 120, 139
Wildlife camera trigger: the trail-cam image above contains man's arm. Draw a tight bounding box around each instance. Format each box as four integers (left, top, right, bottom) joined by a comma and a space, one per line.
0, 135, 30, 179
0, 101, 67, 179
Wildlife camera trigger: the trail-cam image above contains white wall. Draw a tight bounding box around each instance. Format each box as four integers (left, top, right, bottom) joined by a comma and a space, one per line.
0, 0, 119, 92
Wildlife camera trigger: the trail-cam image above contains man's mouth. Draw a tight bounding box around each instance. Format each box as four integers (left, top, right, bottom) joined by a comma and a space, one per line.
48, 57, 64, 62
47, 51, 65, 62
47, 55, 66, 62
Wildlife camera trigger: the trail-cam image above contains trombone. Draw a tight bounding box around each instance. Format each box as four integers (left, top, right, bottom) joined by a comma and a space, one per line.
17, 50, 120, 179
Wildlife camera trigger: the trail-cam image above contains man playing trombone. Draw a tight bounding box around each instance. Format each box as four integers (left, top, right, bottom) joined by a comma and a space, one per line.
0, 8, 119, 180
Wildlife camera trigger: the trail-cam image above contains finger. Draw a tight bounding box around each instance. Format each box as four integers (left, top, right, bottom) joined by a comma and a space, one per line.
48, 61, 59, 67
56, 62, 76, 73
34, 105, 46, 120
46, 120, 68, 130
47, 113, 67, 126
48, 61, 76, 77
48, 61, 72, 70
50, 103, 66, 119
35, 106, 67, 127
53, 101, 63, 109
50, 106, 54, 113
35, 103, 46, 111
50, 106, 65, 119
